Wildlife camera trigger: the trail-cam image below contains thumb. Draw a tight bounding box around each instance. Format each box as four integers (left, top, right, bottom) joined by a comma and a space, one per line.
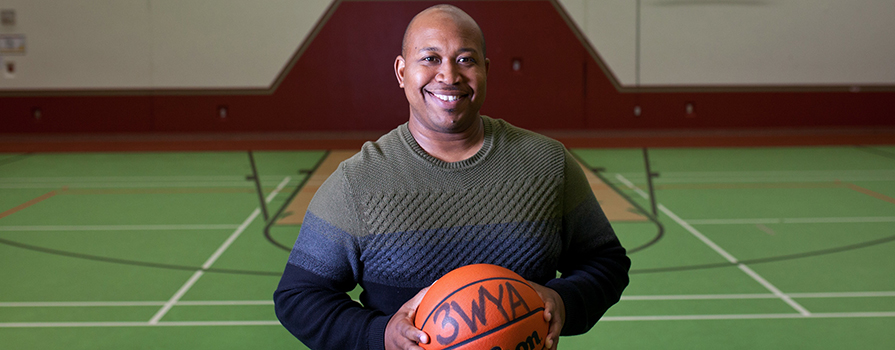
406, 286, 430, 312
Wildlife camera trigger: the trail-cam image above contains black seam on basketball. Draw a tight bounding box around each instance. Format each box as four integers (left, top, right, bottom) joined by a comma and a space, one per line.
419, 276, 532, 328
441, 307, 545, 350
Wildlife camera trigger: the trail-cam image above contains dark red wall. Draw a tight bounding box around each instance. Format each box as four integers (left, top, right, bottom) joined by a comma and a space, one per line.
1, 0, 892, 134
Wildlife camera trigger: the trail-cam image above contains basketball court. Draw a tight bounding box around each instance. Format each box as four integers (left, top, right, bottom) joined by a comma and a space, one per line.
2, 145, 893, 349
2, 0, 894, 348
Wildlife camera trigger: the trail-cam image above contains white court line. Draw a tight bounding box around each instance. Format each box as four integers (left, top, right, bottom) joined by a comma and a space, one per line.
265, 177, 292, 203
7, 291, 892, 308
619, 170, 895, 177
615, 170, 895, 183
788, 291, 895, 298
737, 263, 812, 316
601, 312, 895, 322
617, 174, 812, 316
647, 176, 894, 183
687, 216, 895, 225
146, 177, 290, 325
148, 270, 205, 324
0, 321, 281, 328
0, 175, 293, 182
148, 208, 261, 324
4, 312, 895, 328
658, 205, 739, 263
175, 300, 275, 306
0, 301, 166, 307
622, 291, 895, 301
615, 174, 651, 199
0, 224, 240, 231
0, 300, 274, 308
0, 176, 298, 189
0, 182, 256, 189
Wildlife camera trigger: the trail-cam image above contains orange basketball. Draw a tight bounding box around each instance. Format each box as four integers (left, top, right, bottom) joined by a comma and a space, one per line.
414, 264, 549, 350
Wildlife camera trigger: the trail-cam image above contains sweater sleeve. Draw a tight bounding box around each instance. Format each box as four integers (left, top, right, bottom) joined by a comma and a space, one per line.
545, 149, 631, 335
273, 166, 391, 350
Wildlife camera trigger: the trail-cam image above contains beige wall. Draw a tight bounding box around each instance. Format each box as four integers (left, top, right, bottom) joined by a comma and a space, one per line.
150, 0, 329, 89
2, 0, 893, 90
561, 0, 639, 85
0, 1, 153, 89
560, 0, 895, 87
0, 0, 330, 90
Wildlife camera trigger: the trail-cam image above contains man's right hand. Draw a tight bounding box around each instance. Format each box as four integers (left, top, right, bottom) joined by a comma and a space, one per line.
384, 286, 430, 350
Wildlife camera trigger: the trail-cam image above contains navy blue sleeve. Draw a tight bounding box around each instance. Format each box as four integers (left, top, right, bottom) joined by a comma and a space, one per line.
273, 167, 391, 350
545, 150, 631, 335
274, 263, 390, 350
546, 237, 629, 335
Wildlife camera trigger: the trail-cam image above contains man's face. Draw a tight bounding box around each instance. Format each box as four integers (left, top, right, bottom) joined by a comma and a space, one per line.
395, 13, 489, 134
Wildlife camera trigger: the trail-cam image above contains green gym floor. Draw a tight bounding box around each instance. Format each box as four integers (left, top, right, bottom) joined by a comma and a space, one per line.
1, 146, 894, 349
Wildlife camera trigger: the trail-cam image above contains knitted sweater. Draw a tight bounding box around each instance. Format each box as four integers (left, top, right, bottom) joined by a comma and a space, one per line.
274, 116, 630, 350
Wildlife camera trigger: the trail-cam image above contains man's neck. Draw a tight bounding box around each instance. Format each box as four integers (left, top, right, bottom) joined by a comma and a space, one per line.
408, 116, 485, 163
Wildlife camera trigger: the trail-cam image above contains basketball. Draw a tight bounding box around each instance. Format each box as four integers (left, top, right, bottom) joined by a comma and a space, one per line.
414, 264, 549, 350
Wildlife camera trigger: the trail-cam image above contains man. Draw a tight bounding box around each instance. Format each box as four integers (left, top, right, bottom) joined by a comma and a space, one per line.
274, 5, 630, 350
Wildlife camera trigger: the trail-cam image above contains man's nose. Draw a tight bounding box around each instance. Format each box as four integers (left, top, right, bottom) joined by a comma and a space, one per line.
435, 62, 461, 84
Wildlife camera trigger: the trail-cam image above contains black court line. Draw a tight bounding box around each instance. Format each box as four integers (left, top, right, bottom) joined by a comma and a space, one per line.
3, 148, 889, 277
3, 229, 892, 277
0, 236, 280, 276
246, 151, 270, 222
0, 153, 33, 167
854, 145, 895, 161
569, 148, 665, 255
631, 233, 895, 274
261, 150, 330, 252
590, 168, 665, 254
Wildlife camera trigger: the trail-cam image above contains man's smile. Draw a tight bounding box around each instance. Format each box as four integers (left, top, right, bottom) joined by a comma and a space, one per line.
432, 92, 462, 102
425, 89, 469, 105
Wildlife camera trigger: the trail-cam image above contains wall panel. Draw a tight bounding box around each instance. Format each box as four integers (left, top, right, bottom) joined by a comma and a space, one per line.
0, 0, 893, 135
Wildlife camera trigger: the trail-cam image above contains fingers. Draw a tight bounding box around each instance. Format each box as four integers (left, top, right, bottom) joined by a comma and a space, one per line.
544, 309, 562, 350
394, 321, 428, 349
543, 300, 560, 350
385, 287, 432, 350
408, 286, 431, 345
406, 286, 430, 311
402, 321, 429, 345
528, 281, 564, 350
386, 316, 429, 350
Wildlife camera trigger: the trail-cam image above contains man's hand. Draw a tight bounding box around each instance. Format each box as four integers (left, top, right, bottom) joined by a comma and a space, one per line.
385, 286, 430, 350
529, 281, 565, 350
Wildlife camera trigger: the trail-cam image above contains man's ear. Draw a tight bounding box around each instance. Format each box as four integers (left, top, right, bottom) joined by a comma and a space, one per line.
484, 58, 490, 75
395, 55, 406, 88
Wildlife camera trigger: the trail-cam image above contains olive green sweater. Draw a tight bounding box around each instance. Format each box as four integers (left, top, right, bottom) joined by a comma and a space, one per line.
275, 116, 630, 350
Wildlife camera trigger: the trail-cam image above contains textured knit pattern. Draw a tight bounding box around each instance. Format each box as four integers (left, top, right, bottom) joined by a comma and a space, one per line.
275, 116, 629, 350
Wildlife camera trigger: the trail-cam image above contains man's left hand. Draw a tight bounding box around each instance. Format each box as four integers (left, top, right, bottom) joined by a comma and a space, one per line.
528, 281, 565, 350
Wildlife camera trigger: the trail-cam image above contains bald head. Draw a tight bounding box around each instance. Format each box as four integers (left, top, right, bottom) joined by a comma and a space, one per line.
401, 5, 486, 58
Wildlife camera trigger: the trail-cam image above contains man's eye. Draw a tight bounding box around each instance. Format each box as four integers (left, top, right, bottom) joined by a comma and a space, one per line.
458, 57, 476, 64
423, 57, 439, 63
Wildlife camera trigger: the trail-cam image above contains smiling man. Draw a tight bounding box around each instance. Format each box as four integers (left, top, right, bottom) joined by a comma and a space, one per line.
274, 5, 630, 350
395, 6, 489, 163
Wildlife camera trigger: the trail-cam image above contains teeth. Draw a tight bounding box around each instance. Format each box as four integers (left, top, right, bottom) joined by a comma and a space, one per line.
432, 93, 461, 102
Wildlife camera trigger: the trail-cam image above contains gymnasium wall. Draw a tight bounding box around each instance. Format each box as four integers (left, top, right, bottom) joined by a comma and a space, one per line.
563, 0, 895, 87
1, 0, 893, 134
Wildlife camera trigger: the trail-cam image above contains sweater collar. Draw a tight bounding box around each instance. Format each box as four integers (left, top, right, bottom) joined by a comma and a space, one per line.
399, 116, 495, 170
